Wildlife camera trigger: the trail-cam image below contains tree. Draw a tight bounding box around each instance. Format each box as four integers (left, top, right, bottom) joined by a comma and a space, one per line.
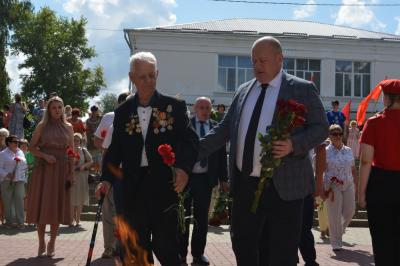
0, 0, 32, 107
11, 7, 105, 110
97, 93, 118, 114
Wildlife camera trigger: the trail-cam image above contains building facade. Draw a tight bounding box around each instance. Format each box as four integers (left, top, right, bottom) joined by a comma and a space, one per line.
124, 19, 400, 118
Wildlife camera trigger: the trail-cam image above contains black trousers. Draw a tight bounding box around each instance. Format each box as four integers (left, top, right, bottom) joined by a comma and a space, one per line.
366, 167, 400, 266
179, 173, 213, 258
298, 194, 318, 266
231, 174, 303, 266
119, 167, 180, 266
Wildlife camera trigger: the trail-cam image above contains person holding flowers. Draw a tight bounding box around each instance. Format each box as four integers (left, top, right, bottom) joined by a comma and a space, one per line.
0, 135, 27, 228
97, 52, 198, 265
70, 133, 92, 227
26, 96, 75, 257
324, 124, 357, 251
198, 36, 328, 266
359, 79, 400, 266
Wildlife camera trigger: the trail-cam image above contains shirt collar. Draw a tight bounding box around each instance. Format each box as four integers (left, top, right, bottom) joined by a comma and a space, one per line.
195, 116, 209, 125
256, 69, 283, 90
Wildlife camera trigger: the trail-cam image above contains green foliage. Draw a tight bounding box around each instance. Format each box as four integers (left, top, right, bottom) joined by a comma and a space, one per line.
11, 7, 106, 111
97, 92, 117, 114
0, 0, 32, 107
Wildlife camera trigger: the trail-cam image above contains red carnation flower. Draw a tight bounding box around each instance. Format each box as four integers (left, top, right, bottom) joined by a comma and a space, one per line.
157, 144, 176, 166
100, 129, 107, 139
14, 157, 21, 162
66, 146, 75, 157
293, 116, 306, 127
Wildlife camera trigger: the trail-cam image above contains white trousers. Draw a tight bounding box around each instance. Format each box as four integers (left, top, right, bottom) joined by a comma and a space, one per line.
326, 180, 355, 249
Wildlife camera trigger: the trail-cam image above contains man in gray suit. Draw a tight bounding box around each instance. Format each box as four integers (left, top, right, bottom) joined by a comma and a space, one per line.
199, 36, 328, 266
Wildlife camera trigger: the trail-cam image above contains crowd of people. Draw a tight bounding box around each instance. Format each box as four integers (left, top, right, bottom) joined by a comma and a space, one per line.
0, 36, 399, 266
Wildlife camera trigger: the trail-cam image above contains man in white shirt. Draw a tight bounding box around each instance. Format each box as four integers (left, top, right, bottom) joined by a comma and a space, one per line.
94, 92, 130, 259
199, 36, 328, 266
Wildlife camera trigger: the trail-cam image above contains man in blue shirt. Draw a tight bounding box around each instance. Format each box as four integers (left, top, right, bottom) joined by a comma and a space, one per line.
326, 100, 346, 129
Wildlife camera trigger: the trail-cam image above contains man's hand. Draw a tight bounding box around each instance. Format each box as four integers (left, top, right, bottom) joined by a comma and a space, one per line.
95, 181, 111, 200
219, 181, 229, 193
174, 168, 188, 193
272, 139, 293, 159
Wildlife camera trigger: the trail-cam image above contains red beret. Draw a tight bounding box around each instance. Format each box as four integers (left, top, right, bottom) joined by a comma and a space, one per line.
379, 79, 400, 94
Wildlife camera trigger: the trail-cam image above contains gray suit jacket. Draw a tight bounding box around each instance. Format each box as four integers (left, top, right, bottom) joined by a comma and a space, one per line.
199, 72, 329, 201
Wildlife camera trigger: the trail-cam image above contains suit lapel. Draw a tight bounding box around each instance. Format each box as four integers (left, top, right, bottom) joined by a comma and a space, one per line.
271, 72, 293, 125
235, 79, 257, 128
128, 94, 144, 146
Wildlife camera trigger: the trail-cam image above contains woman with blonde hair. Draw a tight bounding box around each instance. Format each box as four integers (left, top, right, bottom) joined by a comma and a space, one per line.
359, 79, 400, 265
26, 96, 74, 257
70, 133, 92, 227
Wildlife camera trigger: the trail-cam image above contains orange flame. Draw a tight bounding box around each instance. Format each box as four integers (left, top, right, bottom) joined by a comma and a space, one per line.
113, 216, 153, 266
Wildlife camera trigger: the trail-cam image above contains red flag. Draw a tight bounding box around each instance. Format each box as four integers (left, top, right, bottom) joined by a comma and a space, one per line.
356, 84, 382, 126
341, 100, 351, 126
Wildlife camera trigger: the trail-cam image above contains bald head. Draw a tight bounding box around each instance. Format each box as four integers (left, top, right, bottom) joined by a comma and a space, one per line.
252, 36, 282, 55
194, 97, 212, 122
251, 36, 283, 84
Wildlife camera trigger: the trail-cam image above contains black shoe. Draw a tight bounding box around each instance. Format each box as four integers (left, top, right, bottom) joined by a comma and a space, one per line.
193, 255, 210, 265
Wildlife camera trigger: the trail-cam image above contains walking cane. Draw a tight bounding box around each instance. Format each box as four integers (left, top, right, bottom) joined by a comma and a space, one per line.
86, 191, 106, 266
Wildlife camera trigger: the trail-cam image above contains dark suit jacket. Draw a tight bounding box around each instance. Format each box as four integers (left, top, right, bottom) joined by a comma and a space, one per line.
103, 91, 199, 209
199, 72, 329, 201
190, 117, 228, 188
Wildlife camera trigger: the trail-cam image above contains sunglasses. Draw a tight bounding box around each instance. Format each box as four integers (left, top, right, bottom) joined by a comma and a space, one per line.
330, 132, 343, 137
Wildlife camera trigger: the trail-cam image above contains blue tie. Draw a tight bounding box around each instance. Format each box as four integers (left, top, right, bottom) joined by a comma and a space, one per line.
199, 121, 208, 168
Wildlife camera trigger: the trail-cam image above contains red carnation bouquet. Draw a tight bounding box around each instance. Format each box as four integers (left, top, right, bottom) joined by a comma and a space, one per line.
324, 176, 344, 202
157, 144, 187, 234
251, 99, 307, 213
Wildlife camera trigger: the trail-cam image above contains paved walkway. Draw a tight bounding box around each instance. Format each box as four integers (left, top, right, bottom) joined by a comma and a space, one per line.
0, 222, 374, 265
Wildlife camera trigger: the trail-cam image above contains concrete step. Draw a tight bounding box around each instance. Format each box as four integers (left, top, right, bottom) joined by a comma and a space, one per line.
81, 212, 98, 221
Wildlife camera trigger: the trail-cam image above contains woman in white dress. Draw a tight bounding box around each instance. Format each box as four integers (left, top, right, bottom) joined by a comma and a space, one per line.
70, 133, 92, 226
347, 120, 360, 159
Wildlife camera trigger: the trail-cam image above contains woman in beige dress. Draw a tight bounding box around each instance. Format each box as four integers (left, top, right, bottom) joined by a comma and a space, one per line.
26, 97, 74, 257
70, 133, 92, 227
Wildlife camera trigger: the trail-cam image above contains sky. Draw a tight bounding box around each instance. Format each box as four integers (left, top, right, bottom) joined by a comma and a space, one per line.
6, 0, 400, 100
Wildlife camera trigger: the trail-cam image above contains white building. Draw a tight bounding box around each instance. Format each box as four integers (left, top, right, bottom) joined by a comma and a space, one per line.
124, 18, 400, 117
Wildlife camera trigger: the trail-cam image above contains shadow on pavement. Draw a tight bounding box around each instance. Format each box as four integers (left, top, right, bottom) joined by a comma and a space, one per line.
57, 225, 87, 234
331, 249, 374, 266
5, 257, 64, 266
0, 226, 36, 235
90, 258, 115, 265
208, 225, 229, 235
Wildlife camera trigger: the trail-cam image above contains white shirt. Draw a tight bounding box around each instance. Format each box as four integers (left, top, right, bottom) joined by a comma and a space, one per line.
236, 70, 283, 177
0, 148, 27, 183
102, 124, 113, 149
94, 112, 115, 139
192, 117, 210, 174
324, 144, 354, 183
138, 106, 152, 167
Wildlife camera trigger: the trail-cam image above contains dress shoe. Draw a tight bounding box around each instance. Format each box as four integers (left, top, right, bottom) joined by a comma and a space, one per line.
193, 255, 210, 265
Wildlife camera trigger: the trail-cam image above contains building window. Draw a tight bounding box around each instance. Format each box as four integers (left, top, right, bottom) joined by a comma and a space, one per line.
335, 61, 370, 97
218, 55, 254, 91
283, 58, 321, 93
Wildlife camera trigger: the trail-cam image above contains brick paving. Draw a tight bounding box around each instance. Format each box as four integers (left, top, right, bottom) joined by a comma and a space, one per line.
0, 222, 374, 265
